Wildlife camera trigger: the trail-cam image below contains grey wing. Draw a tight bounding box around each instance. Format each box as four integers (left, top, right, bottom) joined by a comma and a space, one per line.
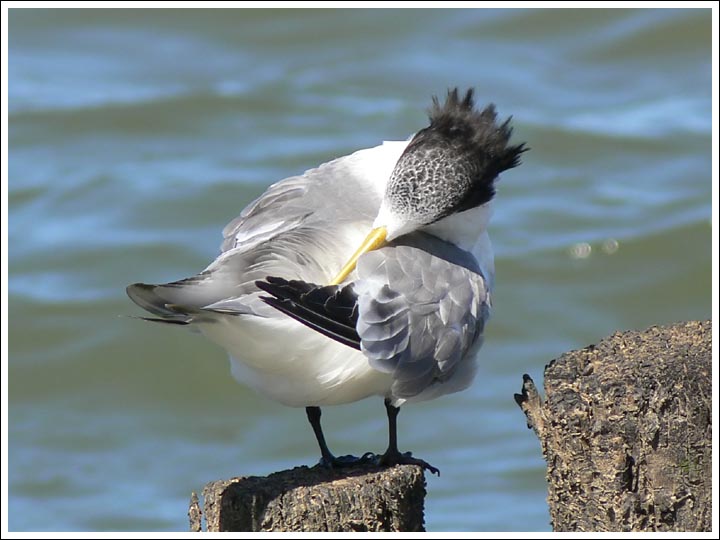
354, 233, 491, 400
127, 141, 407, 320
219, 141, 409, 253
200, 141, 408, 301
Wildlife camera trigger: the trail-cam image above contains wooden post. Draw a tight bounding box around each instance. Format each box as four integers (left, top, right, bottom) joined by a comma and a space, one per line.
189, 464, 426, 532
515, 320, 712, 532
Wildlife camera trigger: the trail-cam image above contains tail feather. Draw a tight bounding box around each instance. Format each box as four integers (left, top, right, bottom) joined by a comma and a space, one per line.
138, 316, 191, 326
126, 282, 192, 321
127, 270, 263, 323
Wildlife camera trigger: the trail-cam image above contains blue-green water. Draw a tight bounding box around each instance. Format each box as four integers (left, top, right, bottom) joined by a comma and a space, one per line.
7, 8, 712, 532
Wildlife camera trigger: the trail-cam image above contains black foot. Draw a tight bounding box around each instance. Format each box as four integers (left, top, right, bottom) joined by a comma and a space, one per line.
317, 452, 376, 470
377, 449, 440, 476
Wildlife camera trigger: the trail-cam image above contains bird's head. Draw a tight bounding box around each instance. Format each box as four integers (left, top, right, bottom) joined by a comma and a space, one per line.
377, 88, 526, 241
330, 88, 526, 285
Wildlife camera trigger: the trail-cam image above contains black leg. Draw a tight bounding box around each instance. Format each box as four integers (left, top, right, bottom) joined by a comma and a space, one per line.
306, 406, 335, 464
386, 398, 399, 454
305, 406, 373, 469
378, 398, 440, 476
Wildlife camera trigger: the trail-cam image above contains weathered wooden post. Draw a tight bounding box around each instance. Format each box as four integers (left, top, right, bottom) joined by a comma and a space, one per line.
515, 320, 711, 531
189, 464, 426, 532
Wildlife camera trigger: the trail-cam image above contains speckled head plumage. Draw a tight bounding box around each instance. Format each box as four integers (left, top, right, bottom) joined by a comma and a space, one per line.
378, 88, 527, 240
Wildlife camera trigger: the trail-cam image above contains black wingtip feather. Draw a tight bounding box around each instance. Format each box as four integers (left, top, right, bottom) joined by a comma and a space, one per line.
260, 295, 361, 350
256, 277, 362, 350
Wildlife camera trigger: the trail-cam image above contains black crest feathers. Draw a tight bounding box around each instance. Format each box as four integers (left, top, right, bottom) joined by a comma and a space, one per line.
427, 87, 527, 177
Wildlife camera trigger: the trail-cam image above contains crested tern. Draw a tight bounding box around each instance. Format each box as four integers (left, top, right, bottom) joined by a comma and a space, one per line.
127, 88, 526, 475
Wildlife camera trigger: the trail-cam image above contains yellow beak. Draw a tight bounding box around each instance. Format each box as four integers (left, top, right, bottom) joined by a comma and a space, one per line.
329, 226, 388, 285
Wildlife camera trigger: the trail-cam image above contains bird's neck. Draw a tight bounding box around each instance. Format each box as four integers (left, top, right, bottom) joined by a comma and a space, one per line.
422, 202, 493, 253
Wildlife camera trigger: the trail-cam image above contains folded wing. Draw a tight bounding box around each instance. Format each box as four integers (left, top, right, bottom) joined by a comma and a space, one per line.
257, 232, 491, 400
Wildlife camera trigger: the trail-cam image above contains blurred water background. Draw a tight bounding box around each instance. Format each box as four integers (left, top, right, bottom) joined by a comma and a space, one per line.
7, 7, 712, 532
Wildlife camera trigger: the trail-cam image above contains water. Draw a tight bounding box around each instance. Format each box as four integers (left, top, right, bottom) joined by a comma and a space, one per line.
7, 7, 712, 532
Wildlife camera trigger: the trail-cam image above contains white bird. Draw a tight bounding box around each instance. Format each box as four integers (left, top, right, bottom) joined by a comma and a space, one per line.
127, 88, 526, 474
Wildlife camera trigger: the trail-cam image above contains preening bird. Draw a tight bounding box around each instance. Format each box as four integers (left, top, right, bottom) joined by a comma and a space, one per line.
127, 88, 526, 474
